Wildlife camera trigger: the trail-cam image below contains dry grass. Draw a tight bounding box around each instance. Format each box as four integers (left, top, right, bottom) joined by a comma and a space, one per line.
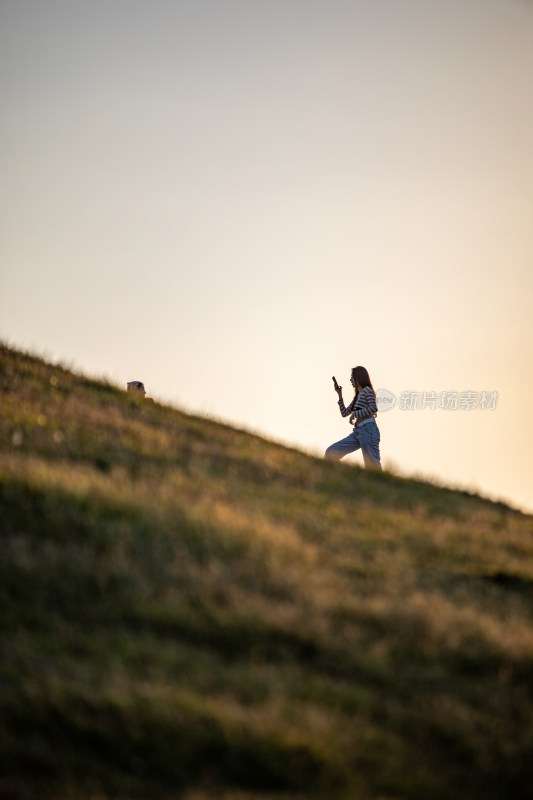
1, 342, 533, 800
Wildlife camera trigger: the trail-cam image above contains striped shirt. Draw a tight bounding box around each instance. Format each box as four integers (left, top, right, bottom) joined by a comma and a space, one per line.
338, 385, 377, 424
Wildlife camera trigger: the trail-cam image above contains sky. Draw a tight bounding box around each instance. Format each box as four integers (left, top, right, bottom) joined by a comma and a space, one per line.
1, 0, 532, 513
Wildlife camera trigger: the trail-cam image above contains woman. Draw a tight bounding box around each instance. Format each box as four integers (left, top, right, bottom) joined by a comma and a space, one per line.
325, 365, 381, 469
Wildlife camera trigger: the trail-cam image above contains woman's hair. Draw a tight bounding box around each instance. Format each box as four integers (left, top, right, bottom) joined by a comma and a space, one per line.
351, 366, 376, 398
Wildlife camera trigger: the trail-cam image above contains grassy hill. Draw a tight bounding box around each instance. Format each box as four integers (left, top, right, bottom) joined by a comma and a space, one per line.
1, 343, 532, 800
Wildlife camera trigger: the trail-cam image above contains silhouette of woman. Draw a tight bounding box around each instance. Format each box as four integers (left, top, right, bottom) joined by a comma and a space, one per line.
325, 365, 381, 469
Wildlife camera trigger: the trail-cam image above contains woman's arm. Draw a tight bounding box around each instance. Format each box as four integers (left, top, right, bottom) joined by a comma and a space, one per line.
333, 376, 356, 417
339, 395, 356, 418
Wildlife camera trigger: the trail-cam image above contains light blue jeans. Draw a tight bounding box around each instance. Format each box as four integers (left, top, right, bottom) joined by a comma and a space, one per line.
325, 418, 382, 469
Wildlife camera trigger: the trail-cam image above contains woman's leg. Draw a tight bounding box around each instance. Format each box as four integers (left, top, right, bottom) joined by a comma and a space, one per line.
359, 423, 382, 470
325, 430, 361, 461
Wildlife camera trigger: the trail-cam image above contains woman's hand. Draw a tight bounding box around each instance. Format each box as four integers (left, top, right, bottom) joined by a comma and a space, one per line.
332, 376, 342, 395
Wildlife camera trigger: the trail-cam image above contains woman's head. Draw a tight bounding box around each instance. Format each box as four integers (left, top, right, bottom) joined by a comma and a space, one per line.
350, 366, 375, 395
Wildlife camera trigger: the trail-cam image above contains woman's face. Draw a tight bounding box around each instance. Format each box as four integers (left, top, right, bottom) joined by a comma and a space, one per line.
351, 373, 363, 392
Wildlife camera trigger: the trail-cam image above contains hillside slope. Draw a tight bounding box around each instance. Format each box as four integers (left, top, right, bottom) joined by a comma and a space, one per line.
1, 343, 532, 800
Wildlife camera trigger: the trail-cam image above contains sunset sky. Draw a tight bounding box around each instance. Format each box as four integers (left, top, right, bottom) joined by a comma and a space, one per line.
2, 0, 532, 513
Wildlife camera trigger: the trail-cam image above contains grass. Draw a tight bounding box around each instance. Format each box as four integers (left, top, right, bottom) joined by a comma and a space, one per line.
1, 342, 533, 800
